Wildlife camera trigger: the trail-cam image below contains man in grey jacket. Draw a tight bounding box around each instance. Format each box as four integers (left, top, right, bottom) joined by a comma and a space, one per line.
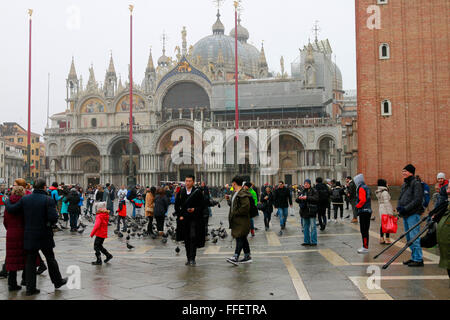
397, 164, 424, 267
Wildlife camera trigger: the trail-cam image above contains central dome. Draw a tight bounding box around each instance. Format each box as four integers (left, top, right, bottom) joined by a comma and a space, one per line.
191, 11, 260, 79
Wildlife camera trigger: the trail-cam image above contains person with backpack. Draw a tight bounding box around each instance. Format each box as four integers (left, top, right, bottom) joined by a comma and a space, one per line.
273, 181, 293, 236
330, 181, 345, 223
296, 179, 319, 246
260, 187, 274, 231
397, 164, 425, 267
354, 174, 372, 254
315, 177, 330, 231
67, 188, 81, 232
244, 182, 258, 237
226, 176, 253, 265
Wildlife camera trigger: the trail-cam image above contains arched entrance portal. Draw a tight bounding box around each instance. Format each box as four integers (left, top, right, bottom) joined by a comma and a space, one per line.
109, 139, 140, 187
71, 142, 101, 188
156, 128, 199, 183
278, 135, 305, 186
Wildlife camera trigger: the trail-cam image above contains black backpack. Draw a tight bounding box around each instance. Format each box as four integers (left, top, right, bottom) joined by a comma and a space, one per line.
317, 185, 330, 203
240, 196, 259, 218
331, 188, 341, 202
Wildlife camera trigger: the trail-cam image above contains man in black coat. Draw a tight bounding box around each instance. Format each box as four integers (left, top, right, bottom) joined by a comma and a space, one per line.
175, 175, 205, 266
273, 181, 293, 236
5, 178, 67, 296
315, 177, 331, 231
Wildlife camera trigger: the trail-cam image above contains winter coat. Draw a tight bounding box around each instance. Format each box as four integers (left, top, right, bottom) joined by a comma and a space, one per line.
131, 198, 145, 208
175, 187, 205, 248
95, 191, 104, 202
4, 193, 26, 271
398, 176, 424, 217
375, 187, 394, 217
117, 200, 127, 217
248, 188, 258, 206
436, 180, 449, 208
260, 191, 274, 214
154, 195, 169, 218
437, 204, 450, 270
273, 187, 292, 208
50, 187, 61, 204
103, 189, 114, 212
346, 180, 357, 201
5, 189, 58, 251
61, 196, 69, 214
315, 183, 331, 207
330, 186, 345, 205
67, 191, 81, 215
354, 174, 372, 214
90, 209, 110, 239
295, 187, 319, 219
145, 192, 155, 217
228, 188, 252, 239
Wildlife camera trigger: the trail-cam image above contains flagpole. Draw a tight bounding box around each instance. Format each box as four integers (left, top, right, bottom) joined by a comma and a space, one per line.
128, 4, 136, 187
234, 1, 239, 141
27, 9, 33, 183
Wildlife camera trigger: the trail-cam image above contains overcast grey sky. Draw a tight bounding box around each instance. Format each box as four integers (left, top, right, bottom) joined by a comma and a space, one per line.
0, 0, 356, 136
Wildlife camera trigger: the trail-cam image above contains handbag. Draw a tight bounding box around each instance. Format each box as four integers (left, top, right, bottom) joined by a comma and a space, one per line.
257, 202, 265, 211
381, 214, 398, 234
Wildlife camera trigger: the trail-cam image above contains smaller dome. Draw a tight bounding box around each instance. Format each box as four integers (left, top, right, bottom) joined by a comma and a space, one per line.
212, 11, 225, 35
230, 19, 249, 43
158, 53, 170, 67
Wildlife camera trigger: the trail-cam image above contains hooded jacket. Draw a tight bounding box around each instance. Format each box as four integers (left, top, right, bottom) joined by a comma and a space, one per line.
354, 174, 372, 213
375, 186, 394, 217
228, 188, 252, 238
90, 209, 110, 239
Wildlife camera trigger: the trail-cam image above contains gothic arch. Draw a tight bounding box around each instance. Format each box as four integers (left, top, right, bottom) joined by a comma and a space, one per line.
67, 138, 100, 155
154, 74, 212, 113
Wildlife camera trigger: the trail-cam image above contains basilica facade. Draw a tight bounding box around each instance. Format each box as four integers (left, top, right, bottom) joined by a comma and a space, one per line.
44, 10, 352, 188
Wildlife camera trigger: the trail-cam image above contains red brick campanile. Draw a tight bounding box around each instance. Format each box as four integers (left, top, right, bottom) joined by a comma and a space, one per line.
355, 0, 450, 186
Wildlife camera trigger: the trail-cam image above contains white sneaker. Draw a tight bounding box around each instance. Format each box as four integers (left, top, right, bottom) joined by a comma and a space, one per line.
357, 247, 369, 254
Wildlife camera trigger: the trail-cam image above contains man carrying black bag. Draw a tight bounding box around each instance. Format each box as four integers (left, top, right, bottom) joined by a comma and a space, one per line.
175, 175, 205, 266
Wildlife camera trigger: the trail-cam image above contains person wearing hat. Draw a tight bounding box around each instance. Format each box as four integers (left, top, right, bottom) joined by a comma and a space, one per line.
397, 164, 425, 267
296, 179, 319, 246
435, 172, 449, 209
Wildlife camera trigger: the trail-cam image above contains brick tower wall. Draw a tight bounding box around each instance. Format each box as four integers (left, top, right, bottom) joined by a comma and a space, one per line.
355, 0, 450, 186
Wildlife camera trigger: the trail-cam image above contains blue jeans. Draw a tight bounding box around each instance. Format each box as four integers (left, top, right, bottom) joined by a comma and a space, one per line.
132, 202, 136, 218
403, 214, 423, 262
303, 217, 317, 244
278, 207, 289, 227
250, 218, 255, 230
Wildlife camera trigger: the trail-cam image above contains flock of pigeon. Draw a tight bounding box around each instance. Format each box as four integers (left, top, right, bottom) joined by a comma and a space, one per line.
62, 211, 229, 254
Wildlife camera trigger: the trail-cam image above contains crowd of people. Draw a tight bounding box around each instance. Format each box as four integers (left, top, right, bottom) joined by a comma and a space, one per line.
0, 163, 448, 297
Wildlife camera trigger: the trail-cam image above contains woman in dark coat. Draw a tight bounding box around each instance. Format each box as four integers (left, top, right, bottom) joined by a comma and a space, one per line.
67, 189, 81, 232
4, 185, 27, 291
153, 188, 169, 236
260, 187, 274, 231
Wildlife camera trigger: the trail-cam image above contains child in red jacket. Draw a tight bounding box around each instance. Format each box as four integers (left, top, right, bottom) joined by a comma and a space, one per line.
116, 195, 127, 232
90, 202, 113, 265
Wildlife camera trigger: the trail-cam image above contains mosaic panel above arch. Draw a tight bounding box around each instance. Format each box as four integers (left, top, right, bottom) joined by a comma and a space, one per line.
116, 95, 146, 113
80, 98, 106, 114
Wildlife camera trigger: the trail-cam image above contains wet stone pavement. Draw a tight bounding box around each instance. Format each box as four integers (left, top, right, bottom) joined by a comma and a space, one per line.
0, 200, 448, 300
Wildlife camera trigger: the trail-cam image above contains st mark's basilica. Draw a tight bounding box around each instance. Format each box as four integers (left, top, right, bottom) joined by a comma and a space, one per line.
44, 8, 355, 188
